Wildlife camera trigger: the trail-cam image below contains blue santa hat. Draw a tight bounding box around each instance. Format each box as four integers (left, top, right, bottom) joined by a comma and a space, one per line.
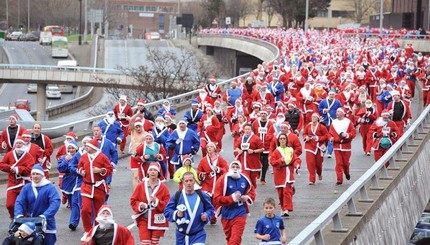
191, 99, 199, 105
328, 88, 336, 95
106, 109, 114, 116
68, 140, 79, 150
163, 99, 171, 105
178, 118, 188, 125
19, 222, 35, 235
31, 164, 44, 176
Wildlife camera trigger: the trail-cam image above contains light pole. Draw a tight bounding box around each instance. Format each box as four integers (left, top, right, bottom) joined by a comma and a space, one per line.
27, 0, 29, 32
18, 0, 20, 29
379, 0, 384, 35
79, 0, 82, 45
304, 0, 309, 32
5, 0, 8, 24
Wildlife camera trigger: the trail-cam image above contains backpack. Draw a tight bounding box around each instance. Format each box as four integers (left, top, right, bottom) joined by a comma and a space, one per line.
174, 189, 207, 211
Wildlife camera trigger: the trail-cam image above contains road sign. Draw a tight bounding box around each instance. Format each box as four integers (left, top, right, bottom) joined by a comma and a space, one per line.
88, 9, 104, 23
0, 31, 5, 46
212, 19, 218, 25
226, 17, 231, 25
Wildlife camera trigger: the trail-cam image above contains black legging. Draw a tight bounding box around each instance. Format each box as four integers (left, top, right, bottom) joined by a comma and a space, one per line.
260, 153, 269, 181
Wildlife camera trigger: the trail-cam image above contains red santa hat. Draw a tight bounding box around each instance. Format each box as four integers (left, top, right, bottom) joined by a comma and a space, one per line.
231, 79, 238, 84
260, 83, 268, 88
209, 75, 217, 82
381, 109, 391, 116
365, 100, 373, 108
337, 107, 346, 114
206, 141, 217, 150
15, 136, 25, 144
253, 101, 262, 108
145, 132, 154, 139
9, 114, 18, 121
287, 101, 296, 108
205, 104, 213, 111
119, 95, 127, 102
97, 205, 113, 219
86, 138, 100, 151
277, 112, 285, 118
155, 116, 166, 122
164, 113, 173, 120
311, 112, 320, 118
280, 121, 291, 129
134, 118, 143, 127
22, 130, 32, 138
181, 154, 192, 165
229, 160, 242, 169
391, 90, 400, 96
137, 99, 146, 106
214, 99, 222, 105
259, 107, 268, 114
148, 162, 161, 173
65, 131, 78, 140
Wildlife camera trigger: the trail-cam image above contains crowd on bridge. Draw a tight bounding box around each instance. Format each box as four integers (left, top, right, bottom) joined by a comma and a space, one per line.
0, 26, 428, 244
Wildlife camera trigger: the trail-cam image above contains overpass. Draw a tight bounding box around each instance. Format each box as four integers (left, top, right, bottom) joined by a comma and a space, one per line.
0, 33, 429, 243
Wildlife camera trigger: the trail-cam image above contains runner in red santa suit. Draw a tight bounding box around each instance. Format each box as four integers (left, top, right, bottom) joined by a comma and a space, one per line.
248, 101, 263, 124
368, 110, 400, 167
113, 95, 134, 153
21, 130, 44, 175
134, 133, 166, 182
1, 114, 26, 152
231, 113, 247, 140
252, 108, 274, 185
397, 79, 412, 107
269, 133, 301, 217
198, 104, 221, 156
197, 142, 228, 225
242, 76, 257, 112
78, 138, 113, 241
233, 123, 264, 188
420, 65, 430, 106
226, 98, 249, 131
303, 113, 329, 185
353, 85, 370, 112
269, 122, 302, 158
386, 90, 411, 136
253, 83, 275, 109
0, 136, 34, 219
205, 75, 222, 103
196, 89, 213, 112
329, 108, 356, 185
297, 82, 317, 125
355, 100, 378, 155
130, 162, 170, 245
84, 205, 135, 245
213, 99, 227, 149
213, 161, 256, 245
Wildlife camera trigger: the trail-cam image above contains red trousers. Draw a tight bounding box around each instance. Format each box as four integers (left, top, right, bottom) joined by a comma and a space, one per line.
359, 124, 373, 153
374, 148, 390, 167
393, 120, 405, 135
424, 90, 430, 106
137, 217, 165, 241
241, 170, 259, 188
221, 215, 247, 245
6, 187, 22, 219
119, 126, 129, 152
81, 188, 106, 232
167, 149, 175, 179
334, 150, 351, 183
276, 184, 294, 212
306, 151, 323, 183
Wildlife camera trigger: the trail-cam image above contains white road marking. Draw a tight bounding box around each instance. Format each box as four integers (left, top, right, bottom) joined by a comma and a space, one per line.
126, 222, 136, 230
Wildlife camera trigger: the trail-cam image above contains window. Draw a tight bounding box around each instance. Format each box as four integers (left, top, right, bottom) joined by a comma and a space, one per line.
332, 10, 354, 18
317, 10, 328, 17
159, 14, 164, 23
159, 25, 164, 31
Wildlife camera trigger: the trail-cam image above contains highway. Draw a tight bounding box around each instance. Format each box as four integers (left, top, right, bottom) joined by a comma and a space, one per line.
0, 42, 77, 109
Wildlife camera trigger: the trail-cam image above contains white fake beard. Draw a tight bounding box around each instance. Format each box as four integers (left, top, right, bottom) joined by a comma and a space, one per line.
15, 148, 25, 155
227, 170, 241, 179
96, 217, 115, 229
276, 118, 285, 126
156, 123, 165, 130
106, 117, 115, 124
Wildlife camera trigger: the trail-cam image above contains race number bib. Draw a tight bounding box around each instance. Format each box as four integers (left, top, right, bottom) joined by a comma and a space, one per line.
258, 127, 267, 134
118, 113, 125, 119
204, 120, 212, 127
241, 143, 250, 150
382, 127, 390, 135
154, 214, 166, 224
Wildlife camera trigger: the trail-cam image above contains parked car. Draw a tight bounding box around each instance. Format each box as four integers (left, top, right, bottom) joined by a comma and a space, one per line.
46, 85, 61, 99
145, 32, 160, 40
8, 31, 23, 41
410, 228, 430, 244
27, 83, 37, 93
23, 32, 39, 41
15, 99, 31, 111
416, 213, 430, 229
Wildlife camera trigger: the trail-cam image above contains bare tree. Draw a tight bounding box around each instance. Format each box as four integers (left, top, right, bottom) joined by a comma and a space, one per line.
263, 1, 277, 27
350, 0, 378, 24
253, 0, 265, 20
87, 44, 223, 116
226, 0, 255, 27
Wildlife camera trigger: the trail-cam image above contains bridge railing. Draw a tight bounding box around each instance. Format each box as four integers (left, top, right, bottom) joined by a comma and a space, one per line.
289, 105, 430, 245
24, 34, 280, 136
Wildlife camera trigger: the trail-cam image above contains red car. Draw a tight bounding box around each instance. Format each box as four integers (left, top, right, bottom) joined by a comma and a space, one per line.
15, 99, 31, 111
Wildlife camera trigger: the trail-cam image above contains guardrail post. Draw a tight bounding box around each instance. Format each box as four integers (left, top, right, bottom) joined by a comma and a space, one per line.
370, 175, 384, 190
331, 213, 348, 232
395, 150, 407, 162
315, 230, 325, 245
346, 199, 363, 216
359, 186, 373, 203
387, 158, 400, 170
379, 165, 392, 180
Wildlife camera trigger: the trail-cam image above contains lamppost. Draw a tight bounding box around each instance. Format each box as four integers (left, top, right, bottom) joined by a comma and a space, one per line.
27, 0, 30, 32
304, 0, 309, 32
379, 0, 384, 35
79, 0, 82, 45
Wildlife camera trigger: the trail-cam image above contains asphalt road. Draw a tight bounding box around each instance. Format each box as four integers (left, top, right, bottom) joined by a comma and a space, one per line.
0, 96, 420, 244
1, 41, 77, 109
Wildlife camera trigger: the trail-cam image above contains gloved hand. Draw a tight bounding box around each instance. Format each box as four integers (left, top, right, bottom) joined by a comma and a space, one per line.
39, 215, 47, 232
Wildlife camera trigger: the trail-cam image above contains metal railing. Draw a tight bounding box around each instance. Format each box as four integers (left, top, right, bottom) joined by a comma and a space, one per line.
289, 105, 430, 245
14, 33, 280, 136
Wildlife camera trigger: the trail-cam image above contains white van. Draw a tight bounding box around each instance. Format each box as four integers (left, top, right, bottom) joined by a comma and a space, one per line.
56, 60, 78, 93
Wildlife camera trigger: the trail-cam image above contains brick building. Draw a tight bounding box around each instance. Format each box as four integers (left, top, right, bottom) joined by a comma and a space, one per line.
390, 0, 430, 29
110, 0, 178, 38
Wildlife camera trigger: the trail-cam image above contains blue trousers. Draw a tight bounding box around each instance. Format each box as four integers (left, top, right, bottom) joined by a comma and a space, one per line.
44, 233, 56, 245
70, 190, 82, 227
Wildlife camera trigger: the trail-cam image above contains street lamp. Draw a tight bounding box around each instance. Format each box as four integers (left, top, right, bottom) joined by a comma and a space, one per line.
27, 0, 30, 32
304, 0, 309, 32
79, 0, 82, 45
379, 0, 384, 35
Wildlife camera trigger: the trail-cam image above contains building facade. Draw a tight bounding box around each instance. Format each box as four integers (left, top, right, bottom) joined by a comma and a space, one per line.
390, 0, 430, 30
110, 0, 178, 38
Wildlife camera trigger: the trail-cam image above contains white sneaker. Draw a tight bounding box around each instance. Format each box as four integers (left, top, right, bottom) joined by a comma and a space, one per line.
80, 232, 88, 242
